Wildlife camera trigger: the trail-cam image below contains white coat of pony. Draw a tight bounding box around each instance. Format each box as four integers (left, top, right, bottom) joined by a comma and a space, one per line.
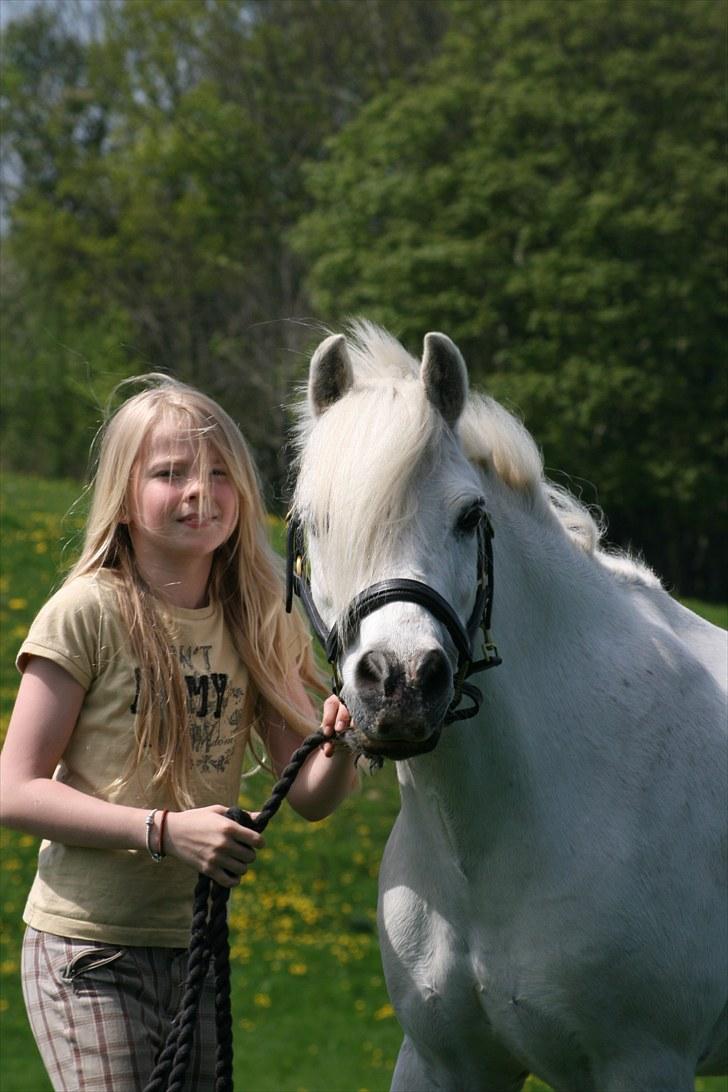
292, 322, 727, 1092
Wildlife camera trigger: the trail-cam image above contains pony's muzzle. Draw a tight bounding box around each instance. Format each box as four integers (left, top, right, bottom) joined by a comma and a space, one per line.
348, 646, 453, 747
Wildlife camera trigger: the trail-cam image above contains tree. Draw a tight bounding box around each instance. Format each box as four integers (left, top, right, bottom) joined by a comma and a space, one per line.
1, 0, 449, 496
1, 5, 134, 476
293, 0, 727, 597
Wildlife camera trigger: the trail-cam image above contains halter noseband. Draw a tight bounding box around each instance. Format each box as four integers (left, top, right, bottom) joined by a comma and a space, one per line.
285, 514, 501, 726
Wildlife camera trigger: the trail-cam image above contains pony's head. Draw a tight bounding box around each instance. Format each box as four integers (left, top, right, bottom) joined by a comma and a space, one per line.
292, 324, 490, 759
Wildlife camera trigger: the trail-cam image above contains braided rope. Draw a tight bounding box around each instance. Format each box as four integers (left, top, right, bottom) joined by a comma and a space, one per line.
142, 730, 330, 1092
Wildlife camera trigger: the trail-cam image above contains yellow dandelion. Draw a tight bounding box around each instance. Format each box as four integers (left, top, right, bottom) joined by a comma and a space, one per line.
288, 963, 307, 976
34, 542, 48, 554
253, 993, 272, 1008
0, 999, 8, 1013
374, 1003, 395, 1021
8, 599, 27, 611
0, 961, 18, 975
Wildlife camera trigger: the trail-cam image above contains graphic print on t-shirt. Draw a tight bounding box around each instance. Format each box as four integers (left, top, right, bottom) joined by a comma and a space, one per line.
130, 641, 246, 774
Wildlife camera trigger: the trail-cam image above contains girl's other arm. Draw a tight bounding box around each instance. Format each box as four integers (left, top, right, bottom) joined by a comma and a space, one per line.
0, 656, 262, 887
264, 684, 358, 823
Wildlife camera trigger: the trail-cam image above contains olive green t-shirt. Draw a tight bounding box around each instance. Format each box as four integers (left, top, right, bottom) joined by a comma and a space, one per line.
17, 570, 250, 946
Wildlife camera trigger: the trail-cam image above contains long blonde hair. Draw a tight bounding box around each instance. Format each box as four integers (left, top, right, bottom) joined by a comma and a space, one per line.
68, 374, 324, 808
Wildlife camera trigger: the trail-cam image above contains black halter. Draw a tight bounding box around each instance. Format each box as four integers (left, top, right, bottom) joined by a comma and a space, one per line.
285, 513, 501, 725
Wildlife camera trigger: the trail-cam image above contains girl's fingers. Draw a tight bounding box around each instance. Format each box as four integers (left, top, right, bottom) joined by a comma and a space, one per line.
230, 827, 264, 852
321, 695, 351, 736
320, 696, 353, 756
164, 808, 263, 876
213, 866, 243, 888
230, 841, 256, 864
218, 851, 250, 874
322, 694, 340, 720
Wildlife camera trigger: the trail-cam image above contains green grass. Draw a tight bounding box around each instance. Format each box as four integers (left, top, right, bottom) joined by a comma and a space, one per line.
0, 472, 725, 1092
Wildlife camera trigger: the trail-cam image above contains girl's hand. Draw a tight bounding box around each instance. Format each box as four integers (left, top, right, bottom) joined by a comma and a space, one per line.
320, 694, 352, 757
163, 805, 265, 888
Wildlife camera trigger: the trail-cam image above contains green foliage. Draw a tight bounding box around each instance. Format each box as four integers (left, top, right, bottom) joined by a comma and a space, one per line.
0, 0, 448, 496
294, 0, 727, 598
1, 0, 724, 595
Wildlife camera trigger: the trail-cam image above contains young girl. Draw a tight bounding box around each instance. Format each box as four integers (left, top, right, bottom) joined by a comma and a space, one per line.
0, 374, 358, 1091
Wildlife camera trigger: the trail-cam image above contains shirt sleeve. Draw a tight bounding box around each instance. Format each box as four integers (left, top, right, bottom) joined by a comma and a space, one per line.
16, 576, 104, 690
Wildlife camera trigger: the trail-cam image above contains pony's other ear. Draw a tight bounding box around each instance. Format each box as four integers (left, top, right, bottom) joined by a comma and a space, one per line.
309, 334, 354, 416
421, 332, 468, 428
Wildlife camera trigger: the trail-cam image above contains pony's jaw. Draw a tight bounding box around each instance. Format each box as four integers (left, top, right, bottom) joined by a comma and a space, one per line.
340, 720, 444, 762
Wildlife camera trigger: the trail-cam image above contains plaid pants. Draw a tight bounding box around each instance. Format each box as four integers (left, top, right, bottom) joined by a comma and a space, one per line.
21, 927, 218, 1092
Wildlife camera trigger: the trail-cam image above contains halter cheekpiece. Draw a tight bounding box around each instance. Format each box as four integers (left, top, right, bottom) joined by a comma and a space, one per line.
285, 513, 501, 727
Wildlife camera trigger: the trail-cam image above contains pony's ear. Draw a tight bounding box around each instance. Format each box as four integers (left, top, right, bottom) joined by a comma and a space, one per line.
421, 332, 468, 428
309, 334, 354, 416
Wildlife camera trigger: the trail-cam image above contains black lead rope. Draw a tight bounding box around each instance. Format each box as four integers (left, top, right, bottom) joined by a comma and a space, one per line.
142, 730, 330, 1092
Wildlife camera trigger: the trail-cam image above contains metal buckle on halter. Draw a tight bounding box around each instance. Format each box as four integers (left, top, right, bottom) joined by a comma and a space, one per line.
469, 627, 502, 674
482, 630, 502, 667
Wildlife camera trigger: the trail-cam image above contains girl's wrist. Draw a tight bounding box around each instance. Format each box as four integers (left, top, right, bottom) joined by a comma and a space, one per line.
144, 807, 170, 862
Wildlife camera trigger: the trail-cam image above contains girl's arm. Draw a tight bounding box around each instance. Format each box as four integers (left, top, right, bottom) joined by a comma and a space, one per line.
263, 681, 359, 823
0, 656, 263, 887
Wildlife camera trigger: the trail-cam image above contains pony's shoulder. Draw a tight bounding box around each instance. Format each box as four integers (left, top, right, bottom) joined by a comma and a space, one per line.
611, 567, 728, 691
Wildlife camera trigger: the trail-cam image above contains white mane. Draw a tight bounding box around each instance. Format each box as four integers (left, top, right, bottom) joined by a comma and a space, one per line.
292, 321, 660, 597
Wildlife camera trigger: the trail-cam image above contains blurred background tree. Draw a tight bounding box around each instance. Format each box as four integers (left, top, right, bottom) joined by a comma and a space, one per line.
1, 0, 448, 492
1, 0, 725, 597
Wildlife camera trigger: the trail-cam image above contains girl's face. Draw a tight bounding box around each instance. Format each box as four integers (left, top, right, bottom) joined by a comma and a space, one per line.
127, 426, 238, 567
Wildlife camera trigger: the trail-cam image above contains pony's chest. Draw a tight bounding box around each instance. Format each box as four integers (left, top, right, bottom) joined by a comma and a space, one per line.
378, 832, 588, 1083
378, 862, 527, 1058
380, 881, 595, 1086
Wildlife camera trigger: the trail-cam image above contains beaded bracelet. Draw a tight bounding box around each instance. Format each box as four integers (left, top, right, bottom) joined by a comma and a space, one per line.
145, 809, 163, 863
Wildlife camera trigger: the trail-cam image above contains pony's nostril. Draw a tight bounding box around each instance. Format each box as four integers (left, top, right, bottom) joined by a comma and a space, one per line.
356, 650, 389, 690
416, 649, 451, 702
355, 650, 405, 698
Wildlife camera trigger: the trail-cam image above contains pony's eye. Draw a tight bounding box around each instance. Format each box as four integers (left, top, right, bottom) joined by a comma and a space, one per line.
455, 501, 485, 535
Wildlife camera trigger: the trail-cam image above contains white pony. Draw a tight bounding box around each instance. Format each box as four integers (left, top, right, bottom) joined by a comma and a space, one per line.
290, 323, 727, 1092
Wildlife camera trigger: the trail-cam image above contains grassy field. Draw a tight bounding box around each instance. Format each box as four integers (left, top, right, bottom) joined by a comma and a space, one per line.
0, 472, 725, 1092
